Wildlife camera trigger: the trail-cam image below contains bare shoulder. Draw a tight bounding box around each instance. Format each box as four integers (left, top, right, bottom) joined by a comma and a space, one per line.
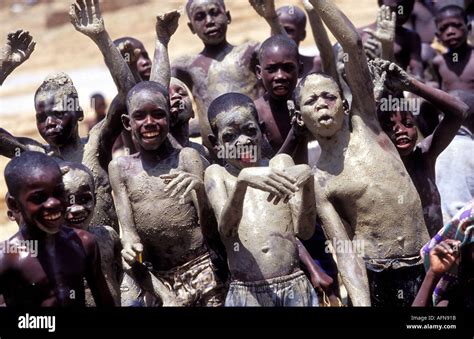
204, 163, 226, 183
172, 54, 193, 70
109, 154, 138, 172
73, 228, 98, 253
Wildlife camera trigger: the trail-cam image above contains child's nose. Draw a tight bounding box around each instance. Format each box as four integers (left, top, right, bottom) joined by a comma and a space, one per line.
44, 197, 61, 209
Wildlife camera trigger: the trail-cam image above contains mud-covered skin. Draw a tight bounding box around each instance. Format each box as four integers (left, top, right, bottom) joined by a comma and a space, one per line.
0, 30, 35, 85
61, 163, 122, 306
173, 42, 261, 149
205, 154, 315, 282
303, 0, 430, 306
110, 146, 207, 271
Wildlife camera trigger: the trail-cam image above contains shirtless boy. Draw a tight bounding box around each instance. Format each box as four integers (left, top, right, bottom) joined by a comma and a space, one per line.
204, 93, 318, 306
433, 5, 474, 91
373, 59, 468, 237
0, 151, 114, 306
61, 162, 122, 306
172, 0, 285, 149
109, 79, 226, 306
295, 0, 430, 307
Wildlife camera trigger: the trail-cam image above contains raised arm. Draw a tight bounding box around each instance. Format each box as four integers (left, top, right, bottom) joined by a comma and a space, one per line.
301, 0, 338, 81
315, 184, 371, 306
69, 0, 135, 102
372, 59, 469, 161
249, 0, 286, 36
150, 10, 180, 88
363, 5, 396, 62
309, 0, 375, 118
0, 30, 35, 85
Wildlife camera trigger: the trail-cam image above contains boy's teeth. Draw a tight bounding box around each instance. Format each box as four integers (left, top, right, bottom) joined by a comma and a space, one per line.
143, 132, 159, 138
44, 212, 61, 221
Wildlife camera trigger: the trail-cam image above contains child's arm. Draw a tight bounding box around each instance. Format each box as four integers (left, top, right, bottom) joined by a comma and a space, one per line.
412, 239, 460, 307
316, 184, 371, 306
302, 0, 338, 82
0, 30, 35, 85
374, 59, 469, 161
249, 0, 286, 35
204, 164, 299, 238
69, 0, 135, 103
150, 10, 180, 88
309, 0, 376, 120
108, 159, 143, 267
0, 128, 46, 158
80, 230, 115, 306
363, 5, 396, 61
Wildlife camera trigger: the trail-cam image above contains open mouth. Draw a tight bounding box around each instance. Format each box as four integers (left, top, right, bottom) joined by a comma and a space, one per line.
273, 85, 289, 95
141, 131, 160, 140
42, 211, 61, 222
396, 136, 412, 148
67, 215, 87, 224
205, 28, 221, 37
318, 114, 334, 126
45, 129, 61, 137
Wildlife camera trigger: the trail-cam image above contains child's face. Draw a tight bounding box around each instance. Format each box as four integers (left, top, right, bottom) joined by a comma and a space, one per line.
436, 15, 468, 50
214, 107, 262, 169
14, 167, 66, 234
257, 45, 300, 100
188, 0, 229, 46
63, 168, 95, 230
132, 42, 152, 81
382, 0, 414, 26
380, 110, 418, 156
35, 91, 81, 147
125, 90, 170, 151
93, 97, 107, 120
299, 75, 345, 138
169, 80, 193, 127
277, 12, 306, 46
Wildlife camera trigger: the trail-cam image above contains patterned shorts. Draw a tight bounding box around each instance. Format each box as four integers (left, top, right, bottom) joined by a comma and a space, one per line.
153, 252, 227, 307
225, 270, 319, 307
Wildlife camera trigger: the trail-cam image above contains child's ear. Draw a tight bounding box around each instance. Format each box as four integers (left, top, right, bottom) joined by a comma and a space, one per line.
121, 114, 132, 131
187, 22, 196, 35
256, 65, 262, 80
226, 11, 232, 24
6, 194, 20, 215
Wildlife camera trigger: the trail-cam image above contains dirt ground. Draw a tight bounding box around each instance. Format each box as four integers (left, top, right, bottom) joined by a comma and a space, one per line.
0, 0, 377, 240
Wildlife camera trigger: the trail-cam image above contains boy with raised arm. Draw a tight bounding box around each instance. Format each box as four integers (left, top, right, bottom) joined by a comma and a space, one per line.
293, 0, 431, 306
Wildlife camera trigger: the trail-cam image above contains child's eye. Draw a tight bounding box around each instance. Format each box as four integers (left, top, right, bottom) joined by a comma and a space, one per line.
194, 12, 205, 21
36, 113, 46, 123
77, 194, 93, 205
222, 132, 234, 143
54, 111, 66, 119
304, 98, 316, 106
29, 192, 47, 204
246, 126, 257, 136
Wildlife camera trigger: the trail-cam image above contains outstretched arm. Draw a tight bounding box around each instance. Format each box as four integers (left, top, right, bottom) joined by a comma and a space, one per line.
0, 128, 46, 159
309, 0, 375, 120
249, 0, 286, 36
0, 30, 35, 85
150, 10, 180, 88
315, 184, 371, 306
301, 0, 338, 81
372, 59, 469, 161
69, 0, 135, 102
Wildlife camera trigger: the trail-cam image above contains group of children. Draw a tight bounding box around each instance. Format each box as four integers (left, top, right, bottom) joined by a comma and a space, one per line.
0, 0, 472, 307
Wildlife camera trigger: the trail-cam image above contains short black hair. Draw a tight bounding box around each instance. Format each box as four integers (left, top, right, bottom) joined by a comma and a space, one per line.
4, 151, 60, 199
126, 81, 170, 113
186, 0, 226, 19
435, 5, 468, 24
276, 5, 307, 28
207, 93, 258, 135
294, 72, 341, 106
113, 36, 146, 50
258, 34, 300, 64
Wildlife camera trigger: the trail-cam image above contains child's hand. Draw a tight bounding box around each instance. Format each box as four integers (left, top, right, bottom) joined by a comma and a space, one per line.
301, 0, 314, 12
309, 267, 334, 296
156, 10, 180, 45
239, 167, 299, 204
160, 171, 204, 203
69, 0, 105, 39
375, 5, 396, 44
370, 58, 412, 92
368, 59, 388, 102
429, 239, 461, 277
121, 241, 144, 268
363, 35, 382, 60
1, 30, 35, 71
116, 40, 140, 69
249, 0, 277, 19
